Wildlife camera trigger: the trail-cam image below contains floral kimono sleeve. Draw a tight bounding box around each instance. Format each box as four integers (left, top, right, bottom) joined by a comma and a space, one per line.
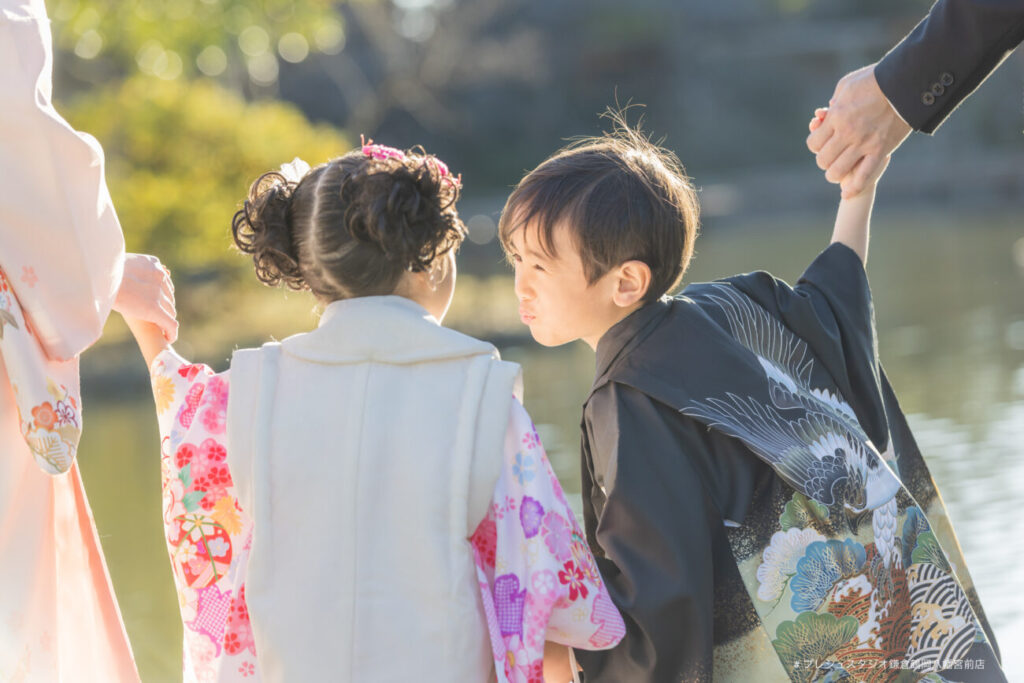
470, 399, 625, 682
149, 348, 261, 682
0, 266, 82, 474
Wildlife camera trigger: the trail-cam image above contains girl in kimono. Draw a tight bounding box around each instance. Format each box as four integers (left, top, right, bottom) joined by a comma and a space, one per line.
120, 142, 625, 682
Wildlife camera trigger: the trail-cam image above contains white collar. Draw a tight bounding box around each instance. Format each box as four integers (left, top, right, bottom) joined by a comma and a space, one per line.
281, 295, 498, 365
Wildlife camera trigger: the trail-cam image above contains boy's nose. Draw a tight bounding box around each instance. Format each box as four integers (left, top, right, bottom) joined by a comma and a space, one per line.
513, 267, 532, 300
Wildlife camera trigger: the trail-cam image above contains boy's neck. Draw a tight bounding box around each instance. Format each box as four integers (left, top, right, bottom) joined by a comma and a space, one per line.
583, 301, 646, 351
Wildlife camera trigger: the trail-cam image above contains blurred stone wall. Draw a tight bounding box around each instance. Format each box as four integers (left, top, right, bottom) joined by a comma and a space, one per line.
273, 0, 1022, 222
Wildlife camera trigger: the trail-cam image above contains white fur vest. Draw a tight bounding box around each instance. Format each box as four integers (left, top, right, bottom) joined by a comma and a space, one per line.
226, 295, 521, 681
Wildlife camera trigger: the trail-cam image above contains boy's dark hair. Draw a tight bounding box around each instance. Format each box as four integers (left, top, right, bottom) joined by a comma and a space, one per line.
232, 147, 465, 301
498, 116, 699, 302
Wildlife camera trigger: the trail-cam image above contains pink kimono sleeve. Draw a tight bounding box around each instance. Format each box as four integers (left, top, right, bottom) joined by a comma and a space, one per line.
470, 399, 625, 682
149, 348, 260, 682
0, 0, 125, 361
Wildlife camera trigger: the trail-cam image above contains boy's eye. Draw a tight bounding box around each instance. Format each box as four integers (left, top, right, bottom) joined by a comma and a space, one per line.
533, 264, 545, 272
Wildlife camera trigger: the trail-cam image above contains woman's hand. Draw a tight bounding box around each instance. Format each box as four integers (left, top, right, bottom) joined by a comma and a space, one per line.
114, 253, 178, 342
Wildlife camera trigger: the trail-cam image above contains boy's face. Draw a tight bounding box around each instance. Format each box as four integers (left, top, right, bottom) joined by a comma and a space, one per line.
508, 220, 631, 349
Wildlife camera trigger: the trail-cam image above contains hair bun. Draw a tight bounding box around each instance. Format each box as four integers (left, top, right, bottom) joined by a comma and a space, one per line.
234, 147, 467, 302
231, 171, 306, 290
343, 157, 464, 272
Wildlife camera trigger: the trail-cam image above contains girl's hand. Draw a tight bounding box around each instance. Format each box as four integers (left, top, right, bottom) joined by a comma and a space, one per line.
114, 253, 178, 342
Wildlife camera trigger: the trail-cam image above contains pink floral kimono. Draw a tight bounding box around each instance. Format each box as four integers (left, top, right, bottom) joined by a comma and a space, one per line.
149, 342, 625, 682
0, 1, 137, 679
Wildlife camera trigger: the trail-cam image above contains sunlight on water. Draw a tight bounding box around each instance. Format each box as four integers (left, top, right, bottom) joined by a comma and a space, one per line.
905, 403, 1024, 675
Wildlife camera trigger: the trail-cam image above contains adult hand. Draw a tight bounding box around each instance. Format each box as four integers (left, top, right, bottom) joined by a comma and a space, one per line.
113, 253, 178, 342
809, 108, 891, 187
806, 63, 912, 199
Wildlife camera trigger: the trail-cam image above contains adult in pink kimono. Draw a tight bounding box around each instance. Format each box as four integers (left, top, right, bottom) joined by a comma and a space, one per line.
1, 1, 176, 679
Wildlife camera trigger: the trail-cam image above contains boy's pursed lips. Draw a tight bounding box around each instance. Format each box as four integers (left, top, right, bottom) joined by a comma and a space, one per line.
518, 306, 536, 324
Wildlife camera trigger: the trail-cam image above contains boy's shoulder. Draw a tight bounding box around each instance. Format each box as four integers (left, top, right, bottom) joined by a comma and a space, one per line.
589, 291, 752, 414
683, 242, 867, 307
592, 242, 872, 416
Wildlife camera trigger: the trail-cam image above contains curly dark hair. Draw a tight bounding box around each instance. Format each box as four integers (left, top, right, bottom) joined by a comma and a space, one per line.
231, 147, 466, 301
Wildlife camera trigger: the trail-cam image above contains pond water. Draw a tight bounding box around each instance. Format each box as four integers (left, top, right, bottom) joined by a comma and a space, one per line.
79, 210, 1024, 680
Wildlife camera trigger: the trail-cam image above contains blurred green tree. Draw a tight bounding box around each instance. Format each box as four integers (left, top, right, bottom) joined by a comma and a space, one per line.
66, 77, 350, 274
51, 0, 346, 87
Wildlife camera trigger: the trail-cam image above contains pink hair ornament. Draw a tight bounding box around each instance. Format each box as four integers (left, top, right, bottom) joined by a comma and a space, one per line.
360, 135, 461, 187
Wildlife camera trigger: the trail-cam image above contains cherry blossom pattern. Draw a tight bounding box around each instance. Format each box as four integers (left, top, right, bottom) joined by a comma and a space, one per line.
150, 349, 257, 682
471, 404, 624, 682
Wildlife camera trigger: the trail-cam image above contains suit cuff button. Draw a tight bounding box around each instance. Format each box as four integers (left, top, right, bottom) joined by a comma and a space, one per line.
931, 83, 945, 96
921, 91, 936, 106
940, 72, 954, 86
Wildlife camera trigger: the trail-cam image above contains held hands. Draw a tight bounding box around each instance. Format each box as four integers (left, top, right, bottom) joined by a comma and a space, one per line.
813, 108, 889, 265
809, 107, 891, 194
806, 64, 910, 198
113, 253, 178, 343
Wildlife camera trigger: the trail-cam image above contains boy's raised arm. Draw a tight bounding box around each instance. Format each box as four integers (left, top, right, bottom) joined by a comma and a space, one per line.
810, 109, 888, 265
829, 185, 878, 265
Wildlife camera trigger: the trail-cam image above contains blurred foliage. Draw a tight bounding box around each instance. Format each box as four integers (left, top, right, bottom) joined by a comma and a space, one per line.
51, 0, 346, 85
65, 76, 351, 274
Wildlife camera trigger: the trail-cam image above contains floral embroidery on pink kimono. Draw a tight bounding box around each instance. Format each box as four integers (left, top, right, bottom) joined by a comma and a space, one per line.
151, 347, 623, 682
0, 268, 82, 474
151, 350, 257, 682
471, 403, 625, 683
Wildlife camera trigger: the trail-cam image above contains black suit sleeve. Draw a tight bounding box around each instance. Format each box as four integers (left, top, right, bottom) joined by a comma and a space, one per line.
874, 0, 1024, 133
574, 383, 719, 683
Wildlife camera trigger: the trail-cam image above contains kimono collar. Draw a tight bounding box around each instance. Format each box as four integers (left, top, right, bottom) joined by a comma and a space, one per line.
280, 295, 499, 365
593, 298, 672, 393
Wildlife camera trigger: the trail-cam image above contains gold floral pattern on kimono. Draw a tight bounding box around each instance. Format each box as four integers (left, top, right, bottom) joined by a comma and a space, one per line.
680, 271, 1004, 681
577, 244, 1005, 682
0, 266, 82, 474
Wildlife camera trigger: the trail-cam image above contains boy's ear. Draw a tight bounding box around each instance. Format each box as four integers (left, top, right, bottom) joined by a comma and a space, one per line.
611, 260, 652, 308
